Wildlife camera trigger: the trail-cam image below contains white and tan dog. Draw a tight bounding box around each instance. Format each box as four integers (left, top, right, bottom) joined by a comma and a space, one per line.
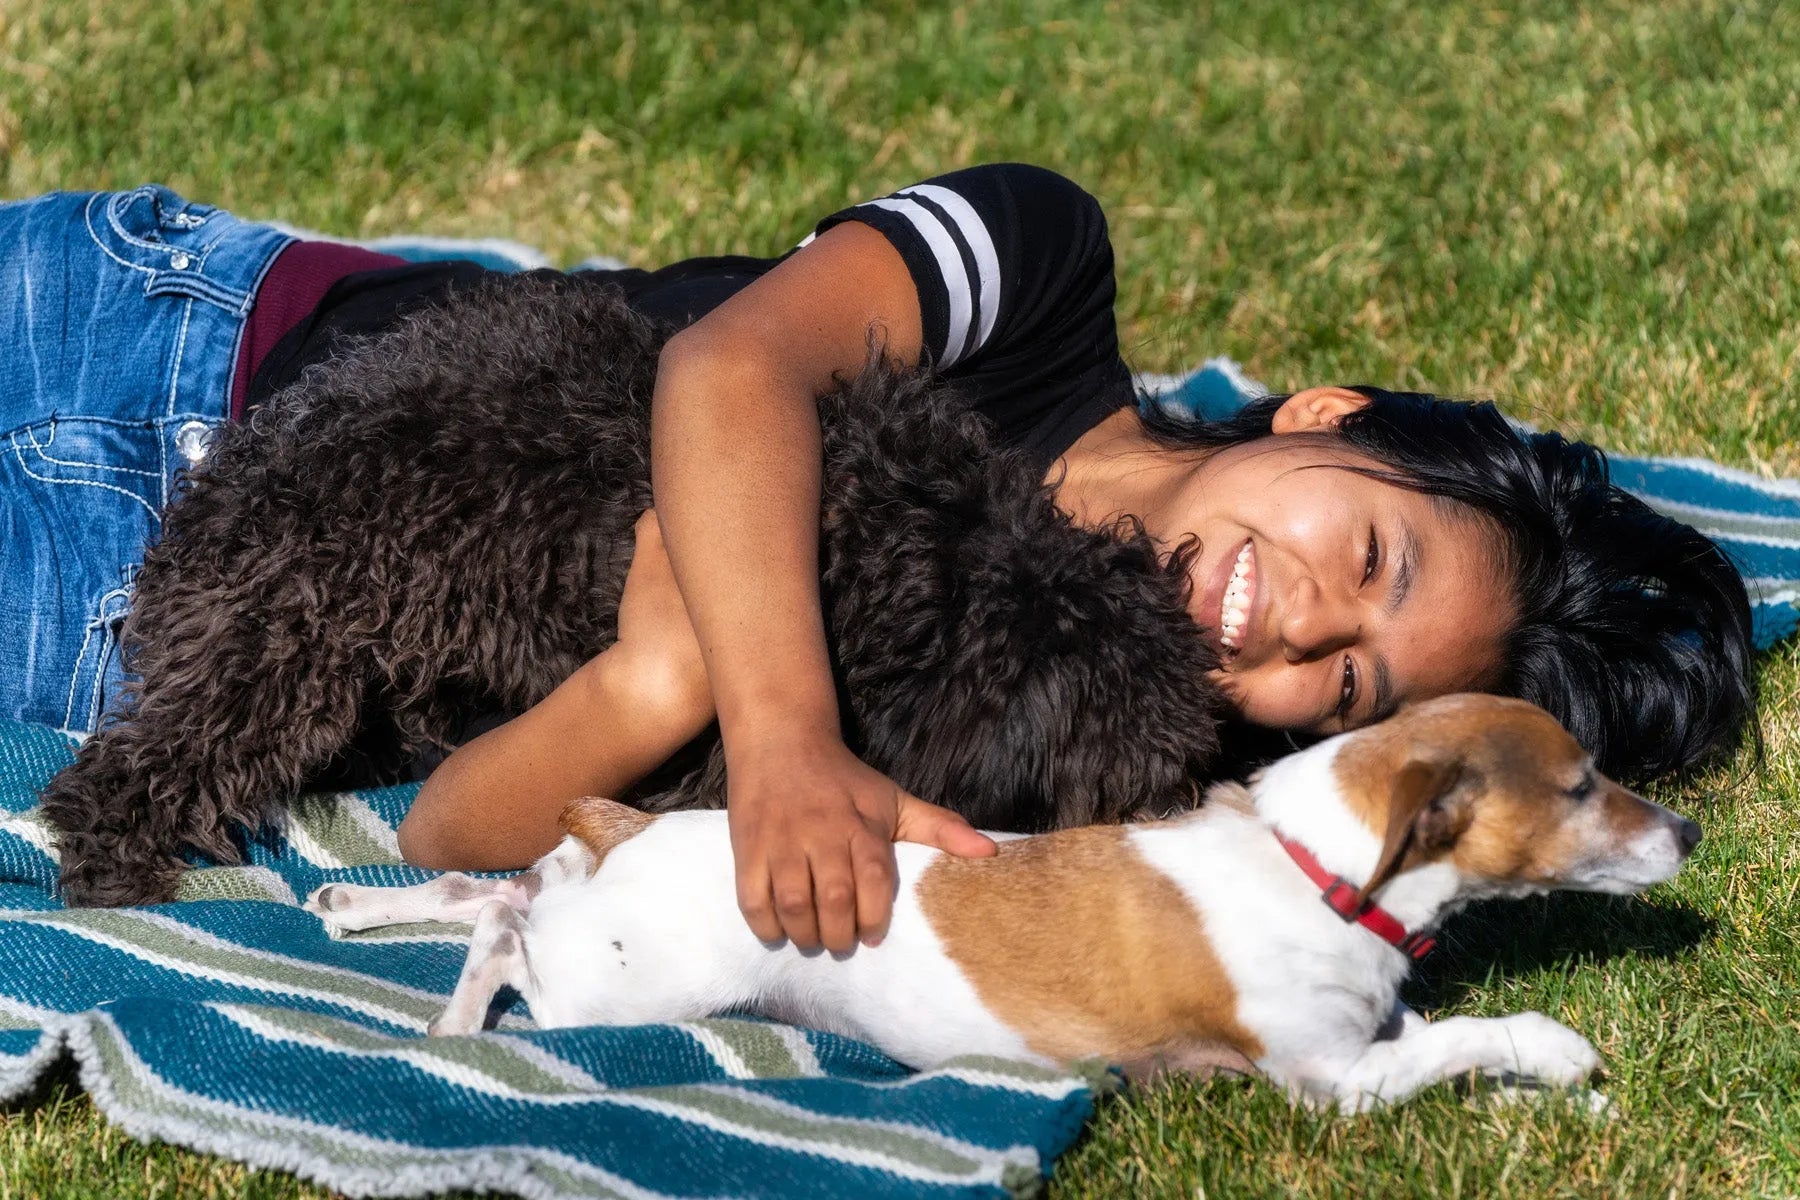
305, 694, 1700, 1110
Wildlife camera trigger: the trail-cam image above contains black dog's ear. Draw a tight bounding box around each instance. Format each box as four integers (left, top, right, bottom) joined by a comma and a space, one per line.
1358, 759, 1475, 904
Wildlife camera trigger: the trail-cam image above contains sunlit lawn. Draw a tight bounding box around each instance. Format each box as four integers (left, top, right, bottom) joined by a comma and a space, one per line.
3, 1, 1797, 1195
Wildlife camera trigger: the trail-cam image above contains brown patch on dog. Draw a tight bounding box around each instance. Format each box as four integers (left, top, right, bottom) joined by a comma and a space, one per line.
1451, 802, 1585, 884
559, 796, 656, 874
1456, 773, 1667, 885
1356, 758, 1474, 903
1597, 779, 1663, 840
1339, 697, 1583, 884
917, 822, 1264, 1068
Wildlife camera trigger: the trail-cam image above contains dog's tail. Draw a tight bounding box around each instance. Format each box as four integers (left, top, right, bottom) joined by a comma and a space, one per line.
559, 796, 657, 871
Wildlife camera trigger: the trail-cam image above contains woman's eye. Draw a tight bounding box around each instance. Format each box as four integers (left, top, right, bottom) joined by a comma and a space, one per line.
1337, 655, 1357, 721
1362, 528, 1379, 586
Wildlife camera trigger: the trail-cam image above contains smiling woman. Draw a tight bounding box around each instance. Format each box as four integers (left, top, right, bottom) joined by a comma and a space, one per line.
1129, 386, 1758, 777
1056, 388, 1520, 737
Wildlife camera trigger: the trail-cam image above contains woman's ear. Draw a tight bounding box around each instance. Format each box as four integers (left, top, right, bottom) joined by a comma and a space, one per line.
1270, 387, 1372, 435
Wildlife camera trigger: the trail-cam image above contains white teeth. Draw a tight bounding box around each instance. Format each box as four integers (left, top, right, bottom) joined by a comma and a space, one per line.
1219, 542, 1254, 653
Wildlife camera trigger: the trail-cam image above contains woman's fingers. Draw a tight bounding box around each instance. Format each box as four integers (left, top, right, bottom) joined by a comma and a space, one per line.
723, 735, 918, 953
894, 793, 998, 858
851, 834, 897, 946
731, 818, 785, 944
735, 878, 784, 945
811, 844, 860, 955
769, 852, 822, 952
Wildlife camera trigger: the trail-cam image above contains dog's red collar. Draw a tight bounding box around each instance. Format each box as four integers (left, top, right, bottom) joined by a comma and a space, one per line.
1273, 832, 1438, 961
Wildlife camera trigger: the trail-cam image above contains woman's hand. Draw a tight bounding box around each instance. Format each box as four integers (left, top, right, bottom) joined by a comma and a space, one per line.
624, 512, 992, 953
725, 725, 996, 954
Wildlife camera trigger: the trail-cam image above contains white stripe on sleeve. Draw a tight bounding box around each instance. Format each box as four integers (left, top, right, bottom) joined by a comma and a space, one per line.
898, 184, 1000, 358
865, 197, 975, 366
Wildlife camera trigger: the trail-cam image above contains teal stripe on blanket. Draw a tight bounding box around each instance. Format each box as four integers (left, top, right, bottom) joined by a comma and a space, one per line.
0, 723, 1093, 1199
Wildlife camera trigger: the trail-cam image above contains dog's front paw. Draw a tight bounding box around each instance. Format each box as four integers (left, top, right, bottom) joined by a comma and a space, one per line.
1493, 1012, 1601, 1087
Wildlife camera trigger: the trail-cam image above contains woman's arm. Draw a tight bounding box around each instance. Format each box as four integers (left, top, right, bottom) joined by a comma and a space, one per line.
652, 221, 993, 956
395, 649, 708, 870
397, 512, 712, 870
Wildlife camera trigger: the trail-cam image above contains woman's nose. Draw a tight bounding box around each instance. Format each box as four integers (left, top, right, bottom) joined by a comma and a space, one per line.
1279, 577, 1361, 662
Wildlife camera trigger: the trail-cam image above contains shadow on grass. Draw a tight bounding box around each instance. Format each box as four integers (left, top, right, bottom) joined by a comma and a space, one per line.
1404, 891, 1714, 1014
0, 1052, 81, 1117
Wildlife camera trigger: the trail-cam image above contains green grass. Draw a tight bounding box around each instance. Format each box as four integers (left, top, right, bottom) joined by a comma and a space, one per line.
3, 0, 1798, 1195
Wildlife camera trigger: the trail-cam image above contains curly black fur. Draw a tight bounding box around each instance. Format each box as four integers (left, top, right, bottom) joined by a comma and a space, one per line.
41, 274, 1226, 906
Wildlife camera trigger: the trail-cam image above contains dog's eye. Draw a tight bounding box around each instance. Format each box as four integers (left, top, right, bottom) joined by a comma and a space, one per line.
1568, 774, 1596, 802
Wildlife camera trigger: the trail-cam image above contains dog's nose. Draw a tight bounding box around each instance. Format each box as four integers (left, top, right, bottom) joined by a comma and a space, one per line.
1675, 818, 1702, 857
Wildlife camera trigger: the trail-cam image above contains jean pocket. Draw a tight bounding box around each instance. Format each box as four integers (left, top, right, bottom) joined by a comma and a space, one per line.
7, 417, 166, 522
0, 419, 167, 732
99, 185, 216, 256
64, 573, 136, 734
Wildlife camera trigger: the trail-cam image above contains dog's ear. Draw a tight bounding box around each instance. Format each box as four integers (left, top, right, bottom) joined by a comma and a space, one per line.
1358, 758, 1475, 904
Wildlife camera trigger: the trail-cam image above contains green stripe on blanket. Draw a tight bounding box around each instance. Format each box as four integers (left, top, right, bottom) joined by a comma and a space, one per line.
0, 721, 1095, 1200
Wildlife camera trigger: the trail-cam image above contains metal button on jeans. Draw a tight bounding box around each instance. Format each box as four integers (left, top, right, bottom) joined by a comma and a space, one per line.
169, 251, 192, 270
175, 420, 211, 466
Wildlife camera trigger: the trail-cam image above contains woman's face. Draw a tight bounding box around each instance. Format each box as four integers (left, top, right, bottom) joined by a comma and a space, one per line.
1168, 391, 1516, 734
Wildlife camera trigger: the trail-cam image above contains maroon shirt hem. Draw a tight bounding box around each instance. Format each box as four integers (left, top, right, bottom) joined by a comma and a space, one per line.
230, 241, 410, 421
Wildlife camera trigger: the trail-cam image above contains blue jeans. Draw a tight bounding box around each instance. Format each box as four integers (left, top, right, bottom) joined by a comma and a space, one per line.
0, 187, 291, 732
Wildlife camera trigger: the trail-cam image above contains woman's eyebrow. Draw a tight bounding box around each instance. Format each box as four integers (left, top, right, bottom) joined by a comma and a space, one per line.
1372, 656, 1396, 723
1369, 519, 1421, 721
1384, 519, 1422, 617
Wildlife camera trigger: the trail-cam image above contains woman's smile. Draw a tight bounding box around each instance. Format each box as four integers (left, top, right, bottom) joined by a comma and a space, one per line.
1199, 538, 1260, 662
1054, 391, 1518, 734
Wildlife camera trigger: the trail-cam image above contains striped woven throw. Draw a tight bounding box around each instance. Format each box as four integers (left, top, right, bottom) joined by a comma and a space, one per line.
0, 720, 1097, 1199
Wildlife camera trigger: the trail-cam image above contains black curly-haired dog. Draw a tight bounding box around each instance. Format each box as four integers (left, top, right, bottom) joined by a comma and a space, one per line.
41, 274, 1228, 907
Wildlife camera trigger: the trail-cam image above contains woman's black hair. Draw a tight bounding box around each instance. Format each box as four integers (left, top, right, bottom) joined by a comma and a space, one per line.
1138, 386, 1760, 781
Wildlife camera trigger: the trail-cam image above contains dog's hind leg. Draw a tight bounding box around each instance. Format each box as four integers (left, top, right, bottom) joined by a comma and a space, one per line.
304, 837, 593, 933
428, 899, 535, 1036
305, 870, 541, 933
